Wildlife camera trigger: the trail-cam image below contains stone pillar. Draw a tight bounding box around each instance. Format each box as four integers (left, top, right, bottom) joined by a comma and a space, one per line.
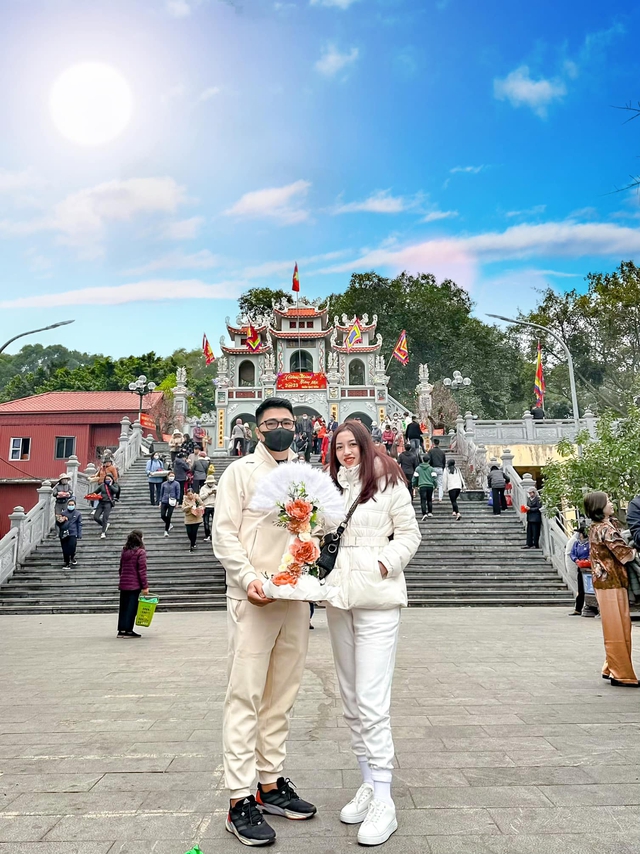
465, 411, 475, 433
521, 472, 536, 491
172, 367, 189, 430
476, 443, 488, 490
118, 426, 129, 453
36, 480, 54, 536
583, 408, 597, 440
456, 415, 465, 436
120, 416, 131, 436
65, 455, 80, 497
500, 448, 515, 472
84, 463, 98, 480
8, 506, 27, 569
523, 410, 535, 441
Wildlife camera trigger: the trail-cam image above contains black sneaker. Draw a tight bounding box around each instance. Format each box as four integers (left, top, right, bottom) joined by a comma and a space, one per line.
256, 778, 317, 820
226, 796, 276, 846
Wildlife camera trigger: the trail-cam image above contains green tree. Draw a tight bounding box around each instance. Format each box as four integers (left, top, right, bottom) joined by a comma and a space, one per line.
518, 261, 640, 416
238, 287, 288, 319
542, 408, 640, 519
326, 271, 530, 417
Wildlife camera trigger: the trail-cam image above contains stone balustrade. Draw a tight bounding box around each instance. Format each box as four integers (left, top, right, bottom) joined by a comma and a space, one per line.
460, 409, 597, 446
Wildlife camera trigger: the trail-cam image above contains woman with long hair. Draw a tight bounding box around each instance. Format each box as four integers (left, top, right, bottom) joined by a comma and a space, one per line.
325, 421, 421, 846
181, 488, 204, 552
117, 530, 149, 639
442, 458, 465, 520
584, 492, 638, 687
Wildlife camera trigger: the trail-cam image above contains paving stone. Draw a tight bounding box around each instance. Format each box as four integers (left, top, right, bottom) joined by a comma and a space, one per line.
92, 772, 221, 791
0, 845, 112, 854
425, 832, 639, 854
461, 767, 594, 787
0, 815, 63, 842
0, 775, 104, 794
411, 785, 553, 808
538, 783, 640, 806
44, 812, 204, 842
6, 792, 146, 815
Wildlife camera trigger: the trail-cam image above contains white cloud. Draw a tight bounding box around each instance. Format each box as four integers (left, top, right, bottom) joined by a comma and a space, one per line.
161, 216, 204, 240
224, 180, 311, 224
0, 177, 189, 257
0, 168, 44, 194
449, 165, 486, 175
196, 86, 221, 104
332, 190, 419, 215
494, 65, 566, 118
0, 278, 242, 309
311, 0, 359, 8
124, 249, 220, 275
315, 44, 359, 78
505, 204, 547, 218
165, 0, 201, 17
242, 250, 349, 279
422, 210, 458, 222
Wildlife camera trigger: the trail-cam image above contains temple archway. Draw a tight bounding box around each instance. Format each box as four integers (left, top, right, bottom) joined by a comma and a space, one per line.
238, 360, 256, 387
348, 358, 366, 386
345, 411, 373, 429
290, 349, 314, 373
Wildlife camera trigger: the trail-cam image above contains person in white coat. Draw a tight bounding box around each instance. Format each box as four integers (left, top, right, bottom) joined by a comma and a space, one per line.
442, 458, 466, 520
325, 420, 421, 846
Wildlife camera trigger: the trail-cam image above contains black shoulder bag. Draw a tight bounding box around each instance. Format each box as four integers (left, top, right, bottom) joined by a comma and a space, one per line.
317, 496, 361, 580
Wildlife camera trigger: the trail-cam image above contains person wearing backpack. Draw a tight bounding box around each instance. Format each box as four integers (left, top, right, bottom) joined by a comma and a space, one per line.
172, 452, 190, 504
160, 472, 180, 537
412, 456, 438, 520
146, 453, 165, 506
191, 450, 210, 494
487, 465, 509, 515
56, 499, 83, 567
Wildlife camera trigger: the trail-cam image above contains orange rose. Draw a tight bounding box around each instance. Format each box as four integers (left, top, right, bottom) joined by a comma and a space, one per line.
272, 566, 302, 586
286, 499, 313, 523
290, 537, 320, 566
288, 518, 311, 534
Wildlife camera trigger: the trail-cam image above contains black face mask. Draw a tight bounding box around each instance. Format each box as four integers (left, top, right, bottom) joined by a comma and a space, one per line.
262, 428, 295, 453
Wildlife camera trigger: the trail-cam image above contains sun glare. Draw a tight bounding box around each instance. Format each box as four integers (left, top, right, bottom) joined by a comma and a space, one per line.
50, 63, 133, 146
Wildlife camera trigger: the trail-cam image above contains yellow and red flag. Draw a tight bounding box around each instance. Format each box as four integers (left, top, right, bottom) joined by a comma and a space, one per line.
292, 262, 300, 293
246, 325, 261, 352
346, 319, 363, 351
202, 333, 215, 365
534, 341, 545, 406
392, 330, 409, 366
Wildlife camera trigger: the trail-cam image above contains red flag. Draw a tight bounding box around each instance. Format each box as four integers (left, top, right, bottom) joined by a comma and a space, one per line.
292, 262, 300, 293
246, 325, 261, 351
534, 341, 545, 405
392, 330, 409, 366
202, 333, 215, 366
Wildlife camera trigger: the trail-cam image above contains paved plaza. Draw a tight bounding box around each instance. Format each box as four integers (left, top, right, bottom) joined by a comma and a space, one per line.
1, 608, 640, 854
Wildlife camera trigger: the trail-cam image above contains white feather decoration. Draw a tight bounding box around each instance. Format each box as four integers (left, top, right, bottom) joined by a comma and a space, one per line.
250, 461, 344, 526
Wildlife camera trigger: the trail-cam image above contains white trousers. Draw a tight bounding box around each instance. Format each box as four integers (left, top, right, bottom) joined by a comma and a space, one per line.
432, 467, 444, 500
326, 605, 401, 770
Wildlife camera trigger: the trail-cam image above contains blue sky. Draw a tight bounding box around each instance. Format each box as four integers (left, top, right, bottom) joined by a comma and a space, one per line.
1, 0, 639, 358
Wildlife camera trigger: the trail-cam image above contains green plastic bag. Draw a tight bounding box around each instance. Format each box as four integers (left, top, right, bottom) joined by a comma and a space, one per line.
135, 595, 159, 628
184, 847, 204, 854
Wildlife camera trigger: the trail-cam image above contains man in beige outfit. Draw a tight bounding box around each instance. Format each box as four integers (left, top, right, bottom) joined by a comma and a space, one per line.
213, 397, 317, 846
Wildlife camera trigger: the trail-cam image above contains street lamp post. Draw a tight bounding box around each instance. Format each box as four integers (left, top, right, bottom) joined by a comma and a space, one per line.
0, 320, 75, 355
443, 370, 472, 391
128, 375, 157, 420
486, 313, 580, 427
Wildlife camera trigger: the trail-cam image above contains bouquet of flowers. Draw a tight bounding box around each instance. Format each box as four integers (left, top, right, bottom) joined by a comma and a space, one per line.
250, 462, 344, 602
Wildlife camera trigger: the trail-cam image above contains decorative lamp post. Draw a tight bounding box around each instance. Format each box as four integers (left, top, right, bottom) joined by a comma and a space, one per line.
128, 375, 157, 420
443, 370, 472, 391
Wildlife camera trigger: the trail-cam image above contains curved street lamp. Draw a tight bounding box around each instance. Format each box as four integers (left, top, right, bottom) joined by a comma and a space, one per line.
128, 375, 157, 420
444, 369, 472, 391
0, 320, 75, 355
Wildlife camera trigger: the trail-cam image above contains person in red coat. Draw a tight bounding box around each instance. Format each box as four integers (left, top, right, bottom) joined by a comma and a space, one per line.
118, 530, 149, 638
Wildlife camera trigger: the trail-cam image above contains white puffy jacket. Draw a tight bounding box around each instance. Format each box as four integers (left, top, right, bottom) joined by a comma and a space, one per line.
324, 464, 421, 610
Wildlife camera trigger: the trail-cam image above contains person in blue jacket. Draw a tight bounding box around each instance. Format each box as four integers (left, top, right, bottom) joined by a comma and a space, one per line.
569, 525, 591, 616
160, 472, 181, 537
146, 453, 165, 506
56, 500, 83, 568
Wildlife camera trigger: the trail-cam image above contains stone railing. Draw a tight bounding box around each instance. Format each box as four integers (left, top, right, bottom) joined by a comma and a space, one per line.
501, 454, 577, 596
451, 416, 488, 490
461, 409, 597, 447
0, 415, 145, 586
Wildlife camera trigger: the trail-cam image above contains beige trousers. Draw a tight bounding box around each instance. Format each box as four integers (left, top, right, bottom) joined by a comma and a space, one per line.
223, 598, 309, 799
595, 587, 638, 684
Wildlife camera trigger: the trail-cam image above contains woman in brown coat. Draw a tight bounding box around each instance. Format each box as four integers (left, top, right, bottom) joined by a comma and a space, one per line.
584, 491, 639, 687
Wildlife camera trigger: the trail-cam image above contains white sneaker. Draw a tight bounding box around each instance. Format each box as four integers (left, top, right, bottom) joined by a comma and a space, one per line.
340, 783, 373, 824
421, 514, 428, 521
357, 798, 397, 846
100, 533, 106, 539
164, 531, 169, 537
169, 524, 174, 532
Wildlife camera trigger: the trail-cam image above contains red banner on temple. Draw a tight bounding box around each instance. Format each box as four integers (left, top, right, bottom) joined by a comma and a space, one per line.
140, 413, 156, 430
276, 372, 328, 390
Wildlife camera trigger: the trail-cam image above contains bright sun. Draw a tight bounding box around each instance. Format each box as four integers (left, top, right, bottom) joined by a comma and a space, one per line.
50, 63, 133, 146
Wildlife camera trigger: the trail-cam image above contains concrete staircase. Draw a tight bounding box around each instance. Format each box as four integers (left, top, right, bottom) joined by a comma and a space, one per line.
0, 450, 573, 613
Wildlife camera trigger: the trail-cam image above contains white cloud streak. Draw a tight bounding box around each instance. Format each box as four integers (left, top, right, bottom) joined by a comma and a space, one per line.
165, 0, 202, 17
310, 0, 359, 8
161, 216, 204, 240
315, 44, 359, 77
0, 278, 242, 309
332, 190, 419, 215
224, 180, 311, 224
196, 86, 221, 103
505, 204, 547, 218
494, 66, 566, 118
449, 165, 486, 175
0, 168, 45, 194
123, 250, 220, 275
423, 210, 458, 222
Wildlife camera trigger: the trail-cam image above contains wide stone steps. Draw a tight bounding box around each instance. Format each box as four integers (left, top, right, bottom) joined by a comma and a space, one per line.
0, 450, 573, 612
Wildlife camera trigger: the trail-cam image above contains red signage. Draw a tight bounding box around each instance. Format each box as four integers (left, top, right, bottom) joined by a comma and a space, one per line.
140, 413, 156, 430
276, 372, 328, 390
